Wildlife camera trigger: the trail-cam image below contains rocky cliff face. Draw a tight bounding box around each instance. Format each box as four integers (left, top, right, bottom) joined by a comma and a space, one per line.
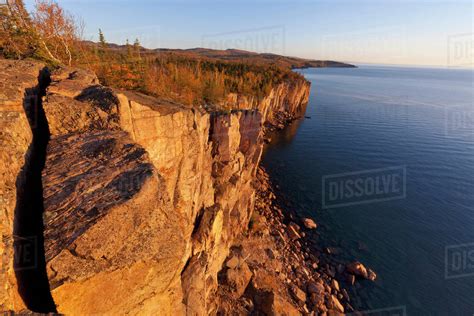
0, 59, 310, 314
222, 78, 310, 130
0, 59, 51, 312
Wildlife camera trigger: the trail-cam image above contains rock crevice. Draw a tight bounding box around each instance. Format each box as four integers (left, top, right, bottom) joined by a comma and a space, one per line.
12, 66, 56, 313
1, 59, 311, 315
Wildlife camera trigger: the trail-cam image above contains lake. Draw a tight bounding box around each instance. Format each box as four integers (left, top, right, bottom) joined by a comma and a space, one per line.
262, 65, 474, 315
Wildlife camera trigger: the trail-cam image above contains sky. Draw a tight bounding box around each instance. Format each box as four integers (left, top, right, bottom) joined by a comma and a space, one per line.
25, 0, 473, 67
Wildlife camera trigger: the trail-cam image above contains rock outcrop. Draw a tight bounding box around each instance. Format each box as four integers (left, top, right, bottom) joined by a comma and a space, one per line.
0, 59, 310, 314
0, 59, 51, 312
222, 78, 310, 131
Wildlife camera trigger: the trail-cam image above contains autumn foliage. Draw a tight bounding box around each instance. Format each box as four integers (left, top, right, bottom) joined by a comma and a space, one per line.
1, 0, 302, 108
32, 0, 81, 65
80, 48, 297, 108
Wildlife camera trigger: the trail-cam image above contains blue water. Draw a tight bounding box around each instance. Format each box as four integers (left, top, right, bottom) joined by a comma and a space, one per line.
262, 65, 474, 315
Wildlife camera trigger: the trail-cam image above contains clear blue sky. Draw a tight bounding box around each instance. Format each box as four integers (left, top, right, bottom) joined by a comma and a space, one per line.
25, 0, 473, 67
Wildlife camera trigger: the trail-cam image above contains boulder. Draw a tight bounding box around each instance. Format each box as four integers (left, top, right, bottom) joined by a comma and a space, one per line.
249, 284, 300, 316
367, 268, 377, 281
331, 279, 340, 292
328, 295, 344, 313
226, 260, 253, 298
302, 218, 318, 229
307, 281, 325, 295
346, 261, 377, 281
288, 225, 302, 240
291, 285, 307, 304
346, 261, 368, 278
346, 274, 355, 285
310, 292, 324, 307
226, 256, 240, 269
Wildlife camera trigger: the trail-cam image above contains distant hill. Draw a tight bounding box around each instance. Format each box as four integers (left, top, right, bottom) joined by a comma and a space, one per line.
82, 41, 356, 69
153, 48, 357, 69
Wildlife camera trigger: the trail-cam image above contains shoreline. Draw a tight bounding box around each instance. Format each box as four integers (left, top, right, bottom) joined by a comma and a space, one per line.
216, 166, 376, 314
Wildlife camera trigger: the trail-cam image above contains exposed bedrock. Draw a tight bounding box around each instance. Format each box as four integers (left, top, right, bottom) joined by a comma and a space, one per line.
0, 59, 310, 314
222, 78, 311, 130
0, 59, 54, 312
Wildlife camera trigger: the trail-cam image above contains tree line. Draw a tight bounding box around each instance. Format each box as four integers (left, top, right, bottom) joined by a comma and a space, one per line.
0, 0, 302, 108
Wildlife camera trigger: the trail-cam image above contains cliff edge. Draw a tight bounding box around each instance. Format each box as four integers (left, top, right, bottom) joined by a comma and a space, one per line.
0, 58, 311, 314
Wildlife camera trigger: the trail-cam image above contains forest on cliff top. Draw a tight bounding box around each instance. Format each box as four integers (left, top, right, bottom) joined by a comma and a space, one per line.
0, 0, 307, 108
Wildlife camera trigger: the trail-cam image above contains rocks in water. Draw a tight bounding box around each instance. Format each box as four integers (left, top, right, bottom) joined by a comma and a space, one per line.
331, 279, 340, 292
329, 294, 345, 313
346, 261, 367, 277
346, 261, 377, 281
215, 167, 360, 314
341, 288, 350, 301
325, 247, 342, 255
346, 274, 356, 286
302, 218, 318, 229
367, 268, 377, 281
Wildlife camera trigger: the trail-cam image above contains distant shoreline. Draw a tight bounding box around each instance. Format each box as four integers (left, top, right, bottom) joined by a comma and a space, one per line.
292, 61, 357, 69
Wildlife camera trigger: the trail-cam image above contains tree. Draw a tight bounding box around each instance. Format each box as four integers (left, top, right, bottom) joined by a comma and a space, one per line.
126, 38, 132, 58
133, 38, 141, 60
99, 28, 106, 47
0, 0, 43, 59
32, 0, 80, 65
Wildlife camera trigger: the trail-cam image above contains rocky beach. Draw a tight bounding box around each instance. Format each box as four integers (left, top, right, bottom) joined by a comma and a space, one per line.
214, 164, 378, 315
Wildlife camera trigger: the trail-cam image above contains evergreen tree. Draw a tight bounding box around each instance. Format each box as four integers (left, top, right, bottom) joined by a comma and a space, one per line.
133, 38, 141, 59
126, 38, 132, 59
98, 28, 106, 47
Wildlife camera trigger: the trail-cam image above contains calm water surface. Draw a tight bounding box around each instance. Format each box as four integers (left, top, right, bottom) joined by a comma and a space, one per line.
262, 65, 474, 315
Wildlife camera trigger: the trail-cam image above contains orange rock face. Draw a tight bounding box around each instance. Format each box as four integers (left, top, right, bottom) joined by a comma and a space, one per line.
0, 59, 47, 312
1, 59, 310, 315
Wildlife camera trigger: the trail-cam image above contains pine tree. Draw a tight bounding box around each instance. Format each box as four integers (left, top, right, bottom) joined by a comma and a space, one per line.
98, 28, 106, 47
126, 38, 132, 59
133, 38, 141, 60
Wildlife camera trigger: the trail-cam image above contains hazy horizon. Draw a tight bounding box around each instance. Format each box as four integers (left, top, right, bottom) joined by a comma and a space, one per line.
24, 0, 473, 68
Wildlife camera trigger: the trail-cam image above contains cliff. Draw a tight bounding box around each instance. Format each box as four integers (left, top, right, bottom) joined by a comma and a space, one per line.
0, 59, 52, 312
222, 77, 310, 131
0, 58, 310, 314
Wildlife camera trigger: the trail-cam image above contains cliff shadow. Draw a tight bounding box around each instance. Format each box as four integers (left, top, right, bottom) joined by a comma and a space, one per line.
13, 68, 57, 313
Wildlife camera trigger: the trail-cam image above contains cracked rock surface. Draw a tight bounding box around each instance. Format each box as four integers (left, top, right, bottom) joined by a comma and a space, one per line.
1, 59, 311, 315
